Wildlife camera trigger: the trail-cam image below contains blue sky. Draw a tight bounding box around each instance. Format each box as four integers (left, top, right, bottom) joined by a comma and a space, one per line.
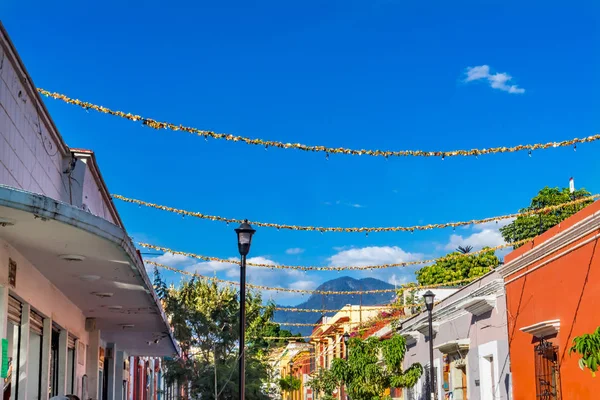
2, 0, 599, 305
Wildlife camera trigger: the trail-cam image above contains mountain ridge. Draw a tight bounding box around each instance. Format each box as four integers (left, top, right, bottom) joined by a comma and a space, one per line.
273, 276, 396, 336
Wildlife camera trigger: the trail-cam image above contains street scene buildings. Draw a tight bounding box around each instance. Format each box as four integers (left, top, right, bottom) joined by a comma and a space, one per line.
0, 23, 179, 400
0, 3, 598, 400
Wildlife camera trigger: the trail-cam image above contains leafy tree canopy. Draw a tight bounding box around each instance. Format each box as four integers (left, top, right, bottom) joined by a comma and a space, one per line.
500, 186, 592, 248
329, 335, 422, 400
569, 326, 600, 377
307, 367, 338, 399
154, 268, 292, 400
279, 375, 301, 392
415, 248, 499, 286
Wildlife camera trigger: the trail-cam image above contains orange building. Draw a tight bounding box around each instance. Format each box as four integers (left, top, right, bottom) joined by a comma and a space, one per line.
499, 200, 600, 399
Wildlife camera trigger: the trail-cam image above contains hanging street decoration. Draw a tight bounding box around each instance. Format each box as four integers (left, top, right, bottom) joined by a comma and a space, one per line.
39, 88, 599, 159
138, 238, 529, 271
114, 193, 598, 233
145, 260, 478, 294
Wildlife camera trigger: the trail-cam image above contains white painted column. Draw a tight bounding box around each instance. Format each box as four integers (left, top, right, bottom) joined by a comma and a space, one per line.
73, 339, 81, 398
149, 359, 155, 400
17, 303, 30, 400
57, 329, 68, 395
0, 285, 8, 339
114, 351, 125, 400
106, 343, 117, 400
86, 329, 101, 400
128, 356, 134, 400
41, 317, 52, 400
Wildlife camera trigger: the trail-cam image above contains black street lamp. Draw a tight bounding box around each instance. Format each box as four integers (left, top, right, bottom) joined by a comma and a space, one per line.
423, 290, 436, 400
343, 332, 350, 359
342, 332, 350, 400
288, 361, 295, 400
235, 220, 256, 400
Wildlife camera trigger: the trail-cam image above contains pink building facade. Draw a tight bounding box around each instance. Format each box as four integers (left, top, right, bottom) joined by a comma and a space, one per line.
0, 22, 179, 400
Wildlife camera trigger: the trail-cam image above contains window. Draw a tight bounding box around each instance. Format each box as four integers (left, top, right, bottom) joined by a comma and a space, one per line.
5, 296, 22, 399
28, 310, 44, 400
480, 355, 495, 400
67, 342, 76, 394
534, 340, 562, 400
50, 328, 59, 397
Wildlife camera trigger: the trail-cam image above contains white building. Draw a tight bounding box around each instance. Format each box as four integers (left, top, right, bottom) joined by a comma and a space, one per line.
0, 22, 178, 400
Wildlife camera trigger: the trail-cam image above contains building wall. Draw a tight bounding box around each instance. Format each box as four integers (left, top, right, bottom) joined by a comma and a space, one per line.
0, 29, 117, 226
0, 238, 89, 398
502, 201, 600, 400
401, 271, 511, 400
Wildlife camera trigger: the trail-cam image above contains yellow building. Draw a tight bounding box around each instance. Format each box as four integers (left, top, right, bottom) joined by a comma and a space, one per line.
276, 341, 312, 400
309, 305, 382, 399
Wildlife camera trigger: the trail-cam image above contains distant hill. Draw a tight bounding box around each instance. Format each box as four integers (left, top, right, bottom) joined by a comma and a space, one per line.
273, 276, 396, 337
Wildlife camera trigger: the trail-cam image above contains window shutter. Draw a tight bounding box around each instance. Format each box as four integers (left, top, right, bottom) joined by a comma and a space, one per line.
8, 296, 22, 324
30, 310, 44, 335
68, 334, 76, 349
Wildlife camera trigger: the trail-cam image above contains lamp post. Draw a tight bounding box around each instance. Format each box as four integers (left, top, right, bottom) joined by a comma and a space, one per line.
235, 220, 256, 400
289, 361, 294, 400
343, 332, 350, 359
342, 332, 350, 400
423, 290, 436, 400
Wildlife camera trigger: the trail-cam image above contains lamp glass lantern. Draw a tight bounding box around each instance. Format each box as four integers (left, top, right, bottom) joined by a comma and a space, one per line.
423, 290, 435, 311
235, 220, 256, 256
343, 332, 350, 345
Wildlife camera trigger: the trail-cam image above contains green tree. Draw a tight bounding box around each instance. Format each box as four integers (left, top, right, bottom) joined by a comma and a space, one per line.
569, 326, 600, 377
329, 335, 422, 400
154, 268, 289, 399
415, 248, 499, 286
500, 186, 593, 248
307, 367, 338, 400
279, 375, 302, 399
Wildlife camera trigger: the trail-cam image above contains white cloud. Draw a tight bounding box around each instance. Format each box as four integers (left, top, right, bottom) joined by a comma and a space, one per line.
444, 218, 514, 252
465, 65, 491, 81
464, 65, 525, 94
388, 273, 411, 286
328, 246, 424, 267
285, 248, 305, 255
445, 229, 505, 251
288, 280, 319, 291
324, 200, 365, 208
150, 252, 191, 266
145, 251, 319, 305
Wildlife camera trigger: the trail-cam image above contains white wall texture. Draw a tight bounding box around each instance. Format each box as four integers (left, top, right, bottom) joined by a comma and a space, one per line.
0, 37, 117, 225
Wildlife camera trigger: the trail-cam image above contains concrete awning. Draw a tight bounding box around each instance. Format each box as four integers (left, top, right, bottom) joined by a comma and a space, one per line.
0, 185, 178, 357
400, 331, 420, 345
434, 339, 469, 354
520, 319, 560, 339
457, 296, 496, 316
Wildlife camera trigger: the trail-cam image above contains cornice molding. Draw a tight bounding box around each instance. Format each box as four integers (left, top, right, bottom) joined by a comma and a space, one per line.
499, 210, 600, 279
458, 296, 496, 316
520, 319, 560, 339
434, 339, 470, 355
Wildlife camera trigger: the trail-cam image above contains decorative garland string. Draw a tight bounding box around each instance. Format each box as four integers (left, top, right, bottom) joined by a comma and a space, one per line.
146, 260, 479, 294
39, 88, 599, 159
115, 193, 597, 233
140, 238, 529, 271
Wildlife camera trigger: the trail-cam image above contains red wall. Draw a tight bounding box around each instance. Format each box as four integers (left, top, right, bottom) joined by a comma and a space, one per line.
504, 201, 600, 399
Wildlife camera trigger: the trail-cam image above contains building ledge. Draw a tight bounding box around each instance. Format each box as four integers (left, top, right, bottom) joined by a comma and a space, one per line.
415, 321, 439, 337
401, 331, 421, 345
458, 296, 496, 316
434, 339, 470, 354
520, 319, 560, 339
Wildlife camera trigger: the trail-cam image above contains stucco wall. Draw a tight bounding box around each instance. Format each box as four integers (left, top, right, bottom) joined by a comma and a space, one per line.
0, 47, 68, 201
401, 271, 511, 400
0, 238, 88, 396
502, 201, 600, 400
0, 32, 117, 226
